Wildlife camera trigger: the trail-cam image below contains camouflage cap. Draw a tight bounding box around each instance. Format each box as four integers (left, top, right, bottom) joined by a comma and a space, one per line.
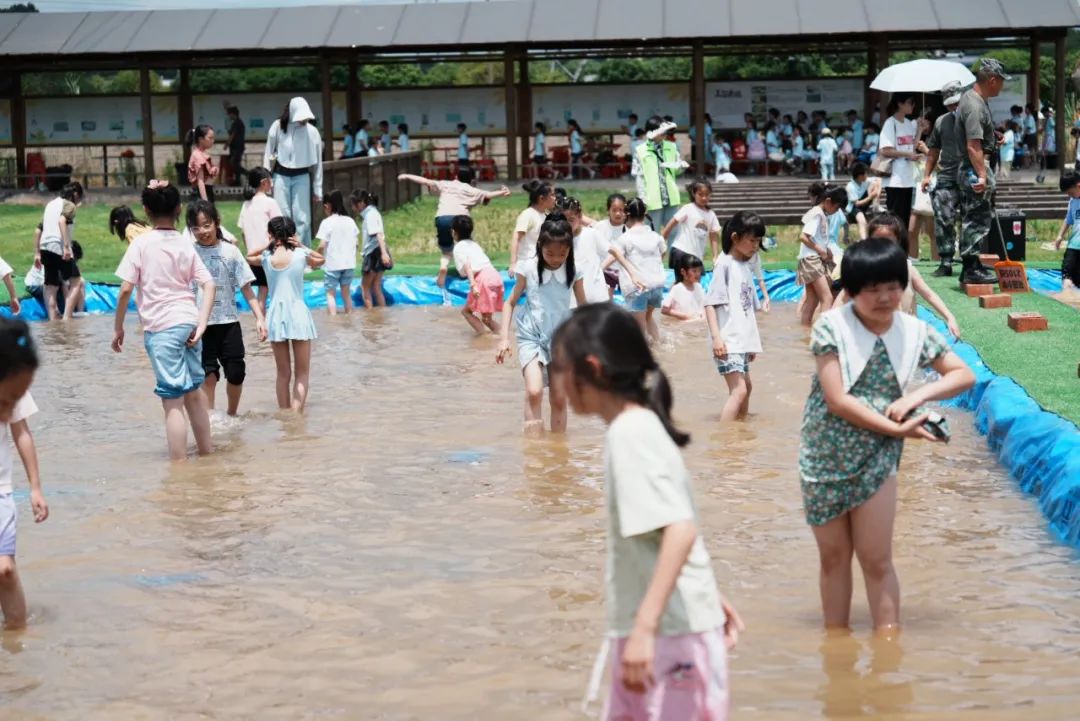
941, 80, 963, 105
979, 58, 1012, 80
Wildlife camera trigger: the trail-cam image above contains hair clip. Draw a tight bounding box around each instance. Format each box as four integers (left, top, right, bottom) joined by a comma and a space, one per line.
147, 179, 169, 190
16, 333, 28, 347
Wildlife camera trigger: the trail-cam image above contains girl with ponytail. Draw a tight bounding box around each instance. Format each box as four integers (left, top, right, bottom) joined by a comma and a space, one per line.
549, 303, 743, 720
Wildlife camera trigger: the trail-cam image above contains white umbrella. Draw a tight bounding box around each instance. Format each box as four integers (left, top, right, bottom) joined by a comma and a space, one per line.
870, 59, 976, 94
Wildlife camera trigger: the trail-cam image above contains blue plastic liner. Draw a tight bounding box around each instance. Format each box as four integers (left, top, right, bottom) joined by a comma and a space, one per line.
918, 307, 1080, 549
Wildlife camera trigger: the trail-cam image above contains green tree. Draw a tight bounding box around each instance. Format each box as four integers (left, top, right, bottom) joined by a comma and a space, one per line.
0, 3, 37, 12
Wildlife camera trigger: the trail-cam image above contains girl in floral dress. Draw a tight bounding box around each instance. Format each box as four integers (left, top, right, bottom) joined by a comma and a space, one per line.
799, 237, 974, 634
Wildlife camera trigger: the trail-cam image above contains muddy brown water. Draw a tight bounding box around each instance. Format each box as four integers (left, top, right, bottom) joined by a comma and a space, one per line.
2, 308, 1078, 721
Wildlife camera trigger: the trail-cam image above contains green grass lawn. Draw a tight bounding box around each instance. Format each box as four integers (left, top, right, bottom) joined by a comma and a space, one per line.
922, 274, 1080, 426
1, 196, 1067, 299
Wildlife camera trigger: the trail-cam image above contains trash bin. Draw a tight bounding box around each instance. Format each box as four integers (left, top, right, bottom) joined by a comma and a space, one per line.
986, 207, 1026, 261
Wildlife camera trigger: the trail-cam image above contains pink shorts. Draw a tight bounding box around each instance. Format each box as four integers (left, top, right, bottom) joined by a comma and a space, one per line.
466, 265, 505, 315
604, 628, 729, 721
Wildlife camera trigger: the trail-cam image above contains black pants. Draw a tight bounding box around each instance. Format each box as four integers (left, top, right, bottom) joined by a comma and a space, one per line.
885, 186, 913, 230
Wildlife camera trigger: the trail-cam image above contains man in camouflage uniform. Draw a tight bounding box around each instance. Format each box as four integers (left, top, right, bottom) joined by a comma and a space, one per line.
954, 58, 1009, 285
923, 81, 965, 277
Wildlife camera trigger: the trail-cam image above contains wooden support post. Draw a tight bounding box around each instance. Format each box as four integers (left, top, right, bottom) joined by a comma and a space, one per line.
347, 58, 360, 127
1029, 35, 1041, 118
518, 55, 532, 175
692, 42, 706, 177
11, 71, 26, 183
871, 37, 889, 123
178, 67, 193, 162
864, 43, 877, 124
139, 64, 155, 182
320, 57, 334, 162
504, 50, 518, 181
1055, 32, 1067, 179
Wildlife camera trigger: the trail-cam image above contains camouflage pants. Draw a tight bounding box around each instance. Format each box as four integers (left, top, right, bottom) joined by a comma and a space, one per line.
957, 184, 993, 260
932, 185, 962, 257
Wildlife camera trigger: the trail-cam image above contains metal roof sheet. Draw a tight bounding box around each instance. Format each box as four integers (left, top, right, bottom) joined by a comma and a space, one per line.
0, 0, 1075, 58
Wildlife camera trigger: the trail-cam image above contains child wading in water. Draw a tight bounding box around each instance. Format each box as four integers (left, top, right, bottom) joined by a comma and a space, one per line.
798, 185, 847, 326
800, 237, 974, 633
451, 215, 503, 334
660, 177, 720, 271
0, 319, 49, 629
315, 189, 360, 315
550, 304, 743, 721
113, 181, 216, 461
609, 198, 668, 344
248, 217, 324, 412
238, 167, 283, 310
353, 190, 392, 308
497, 213, 586, 433
187, 200, 268, 416
705, 211, 765, 421
661, 252, 705, 321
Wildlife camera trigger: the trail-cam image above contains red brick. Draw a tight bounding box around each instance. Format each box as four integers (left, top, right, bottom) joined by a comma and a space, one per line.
1007, 312, 1048, 332
979, 253, 1002, 266
963, 283, 996, 297
979, 293, 1012, 309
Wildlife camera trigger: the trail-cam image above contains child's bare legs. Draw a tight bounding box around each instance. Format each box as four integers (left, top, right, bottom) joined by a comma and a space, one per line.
62, 277, 83, 320
372, 271, 387, 307
461, 306, 487, 334
325, 287, 338, 316
0, 556, 28, 629
225, 380, 243, 416
202, 372, 218, 411
720, 371, 751, 421
811, 513, 855, 628
741, 371, 753, 416
437, 252, 452, 288
340, 282, 353, 314
481, 313, 499, 333
801, 275, 832, 326
522, 359, 545, 433
43, 284, 60, 321
856, 212, 868, 241
271, 341, 292, 409
161, 397, 190, 461
644, 306, 660, 344
851, 475, 900, 632
183, 389, 212, 455
547, 363, 568, 432
360, 273, 375, 309
290, 340, 312, 412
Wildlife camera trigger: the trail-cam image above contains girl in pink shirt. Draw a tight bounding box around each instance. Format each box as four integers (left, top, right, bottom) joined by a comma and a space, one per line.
112, 181, 217, 462
186, 125, 219, 203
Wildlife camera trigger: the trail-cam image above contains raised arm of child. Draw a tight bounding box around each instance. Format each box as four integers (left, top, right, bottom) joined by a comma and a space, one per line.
496, 272, 527, 364
306, 248, 326, 269
484, 186, 512, 202
10, 420, 47, 523
909, 266, 961, 338
608, 245, 647, 292
397, 173, 438, 191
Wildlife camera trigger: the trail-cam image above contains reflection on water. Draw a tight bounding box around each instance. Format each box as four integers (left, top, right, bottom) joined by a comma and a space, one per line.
2, 308, 1079, 720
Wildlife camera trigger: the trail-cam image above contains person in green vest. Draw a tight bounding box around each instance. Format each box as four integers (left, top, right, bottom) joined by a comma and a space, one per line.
634, 115, 688, 230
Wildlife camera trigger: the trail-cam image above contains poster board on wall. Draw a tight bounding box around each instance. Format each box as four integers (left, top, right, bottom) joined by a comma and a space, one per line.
193, 92, 347, 141
0, 99, 11, 146
362, 87, 507, 135
706, 79, 865, 128
24, 96, 178, 145
531, 83, 690, 133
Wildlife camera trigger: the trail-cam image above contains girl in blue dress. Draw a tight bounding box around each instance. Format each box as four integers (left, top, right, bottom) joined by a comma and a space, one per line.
246, 216, 324, 412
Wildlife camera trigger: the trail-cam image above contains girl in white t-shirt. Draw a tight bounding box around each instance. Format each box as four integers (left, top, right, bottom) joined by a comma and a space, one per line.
549, 303, 743, 721
592, 193, 628, 298
509, 180, 557, 270
559, 196, 610, 305
497, 213, 586, 434
0, 319, 49, 630
609, 198, 668, 344
705, 211, 765, 421
451, 215, 503, 335
798, 185, 847, 327
661, 178, 721, 271
661, 252, 705, 321
315, 190, 360, 315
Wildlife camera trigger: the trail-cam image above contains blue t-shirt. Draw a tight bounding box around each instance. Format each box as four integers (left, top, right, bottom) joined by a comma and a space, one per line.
845, 179, 868, 214
534, 131, 545, 157
1025, 114, 1037, 135
354, 128, 369, 152
458, 133, 469, 160
851, 119, 864, 151
766, 130, 781, 154
827, 210, 847, 246
342, 134, 355, 157
570, 130, 582, 154
1065, 197, 1080, 250
712, 142, 730, 168
398, 134, 409, 152
793, 135, 805, 158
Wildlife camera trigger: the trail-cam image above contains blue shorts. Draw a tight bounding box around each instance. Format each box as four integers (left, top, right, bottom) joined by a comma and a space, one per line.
324, 268, 354, 288
714, 352, 752, 375
0, 493, 16, 557
626, 286, 664, 313
144, 324, 205, 399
